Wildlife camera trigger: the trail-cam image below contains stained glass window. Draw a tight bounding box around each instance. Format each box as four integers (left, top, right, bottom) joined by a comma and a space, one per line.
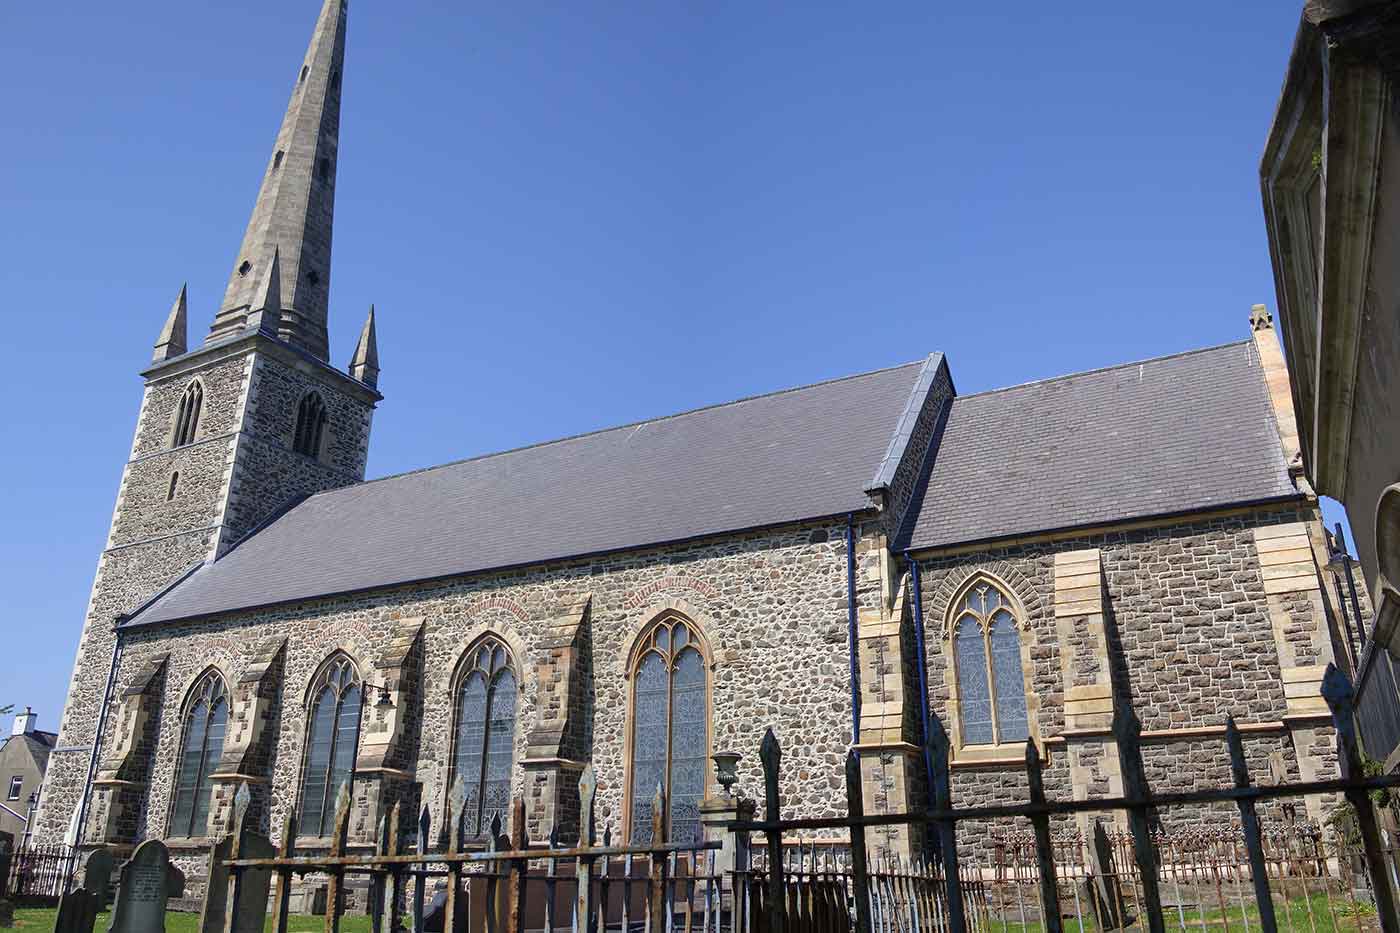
629, 616, 709, 845
450, 638, 518, 839
299, 655, 362, 837
169, 670, 228, 837
953, 581, 1030, 747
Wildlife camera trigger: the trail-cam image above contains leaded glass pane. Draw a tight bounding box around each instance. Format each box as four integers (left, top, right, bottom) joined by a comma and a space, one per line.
324, 685, 362, 834
301, 685, 338, 835
990, 611, 1029, 743
192, 697, 228, 836
454, 673, 487, 835
480, 670, 516, 839
630, 653, 668, 844
668, 647, 706, 845
171, 697, 208, 835
955, 617, 993, 745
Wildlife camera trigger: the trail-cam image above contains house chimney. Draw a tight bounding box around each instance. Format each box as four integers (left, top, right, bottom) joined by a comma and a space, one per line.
12, 707, 35, 736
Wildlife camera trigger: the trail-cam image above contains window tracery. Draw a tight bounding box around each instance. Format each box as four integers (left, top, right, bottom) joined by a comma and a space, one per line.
450, 637, 518, 839
299, 654, 361, 837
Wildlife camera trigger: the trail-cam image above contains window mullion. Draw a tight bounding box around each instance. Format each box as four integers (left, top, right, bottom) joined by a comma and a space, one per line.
478, 680, 494, 838
192, 707, 213, 836
984, 618, 1000, 746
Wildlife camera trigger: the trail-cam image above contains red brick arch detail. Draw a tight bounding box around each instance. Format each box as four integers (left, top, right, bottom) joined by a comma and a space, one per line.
462, 595, 530, 624
925, 560, 1044, 637
623, 575, 720, 610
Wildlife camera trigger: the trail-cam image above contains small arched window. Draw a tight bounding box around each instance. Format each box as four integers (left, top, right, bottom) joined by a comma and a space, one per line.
173, 381, 202, 447
293, 391, 328, 458
298, 654, 362, 837
449, 637, 517, 839
628, 614, 708, 846
170, 670, 228, 837
952, 580, 1029, 746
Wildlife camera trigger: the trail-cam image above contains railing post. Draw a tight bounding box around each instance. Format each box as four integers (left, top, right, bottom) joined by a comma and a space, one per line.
222, 784, 251, 933
927, 713, 966, 933
370, 813, 388, 933
649, 785, 670, 932
327, 783, 352, 933
1323, 663, 1400, 933
575, 765, 597, 933
1112, 705, 1164, 933
1025, 739, 1063, 933
1225, 717, 1277, 933
444, 780, 466, 933
759, 728, 785, 933
844, 749, 873, 933
269, 811, 298, 933
413, 804, 429, 933
508, 798, 528, 933
387, 803, 405, 933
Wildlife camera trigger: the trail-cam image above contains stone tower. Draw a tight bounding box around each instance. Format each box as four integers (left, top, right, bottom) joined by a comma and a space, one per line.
33, 0, 381, 846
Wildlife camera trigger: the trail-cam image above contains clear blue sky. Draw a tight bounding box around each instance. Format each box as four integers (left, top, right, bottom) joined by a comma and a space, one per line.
0, 1, 1340, 730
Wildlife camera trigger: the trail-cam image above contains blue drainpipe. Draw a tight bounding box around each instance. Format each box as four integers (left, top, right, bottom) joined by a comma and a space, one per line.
907, 552, 935, 798
846, 514, 860, 746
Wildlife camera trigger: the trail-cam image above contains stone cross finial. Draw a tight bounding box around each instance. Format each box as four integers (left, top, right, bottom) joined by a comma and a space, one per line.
1250, 304, 1274, 331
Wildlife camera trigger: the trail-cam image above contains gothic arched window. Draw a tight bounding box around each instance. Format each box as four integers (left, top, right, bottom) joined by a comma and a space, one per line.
628, 614, 708, 846
293, 391, 328, 458
173, 381, 203, 447
169, 670, 228, 837
298, 654, 362, 837
449, 637, 517, 839
952, 580, 1029, 747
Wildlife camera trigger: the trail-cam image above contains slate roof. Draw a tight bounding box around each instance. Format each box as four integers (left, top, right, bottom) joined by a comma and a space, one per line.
903, 341, 1300, 552
133, 358, 938, 625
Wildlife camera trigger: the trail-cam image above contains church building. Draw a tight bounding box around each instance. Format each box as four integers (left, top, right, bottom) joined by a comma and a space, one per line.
36, 0, 1355, 884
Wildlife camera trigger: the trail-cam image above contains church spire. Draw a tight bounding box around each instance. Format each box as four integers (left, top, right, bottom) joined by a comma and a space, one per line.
348, 305, 379, 388
152, 284, 188, 363
207, 0, 349, 361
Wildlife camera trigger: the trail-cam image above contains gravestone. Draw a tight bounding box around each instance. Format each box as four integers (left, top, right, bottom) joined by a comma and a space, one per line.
199, 786, 275, 933
55, 848, 115, 933
107, 840, 185, 933
1084, 821, 1126, 930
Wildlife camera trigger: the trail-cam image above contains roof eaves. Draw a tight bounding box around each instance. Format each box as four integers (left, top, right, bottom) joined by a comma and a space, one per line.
907, 493, 1307, 556
866, 353, 947, 494
124, 507, 878, 631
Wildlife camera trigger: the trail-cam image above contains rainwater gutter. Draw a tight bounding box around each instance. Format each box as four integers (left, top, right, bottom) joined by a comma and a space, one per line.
906, 551, 935, 798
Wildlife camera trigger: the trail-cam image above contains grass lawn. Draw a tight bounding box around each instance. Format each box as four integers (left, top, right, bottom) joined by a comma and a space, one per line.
986, 892, 1379, 933
10, 908, 376, 932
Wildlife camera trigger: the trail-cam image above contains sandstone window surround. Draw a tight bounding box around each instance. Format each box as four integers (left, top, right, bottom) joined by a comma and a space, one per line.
624, 612, 710, 847
168, 668, 229, 838
449, 635, 519, 841
170, 379, 203, 448
298, 653, 363, 838
293, 390, 329, 459
944, 574, 1038, 762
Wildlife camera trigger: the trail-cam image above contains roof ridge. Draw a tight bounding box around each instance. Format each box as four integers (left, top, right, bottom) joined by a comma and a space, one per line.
318, 356, 932, 495
953, 340, 1253, 401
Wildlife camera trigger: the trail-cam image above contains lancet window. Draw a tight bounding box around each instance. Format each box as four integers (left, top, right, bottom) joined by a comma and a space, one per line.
293, 391, 328, 458
450, 637, 518, 839
172, 381, 203, 447
952, 580, 1030, 746
169, 670, 228, 837
628, 614, 708, 846
299, 654, 362, 837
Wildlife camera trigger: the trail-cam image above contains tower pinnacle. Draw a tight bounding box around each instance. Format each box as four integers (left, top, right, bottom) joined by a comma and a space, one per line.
348, 305, 379, 388
207, 0, 348, 361
152, 284, 188, 362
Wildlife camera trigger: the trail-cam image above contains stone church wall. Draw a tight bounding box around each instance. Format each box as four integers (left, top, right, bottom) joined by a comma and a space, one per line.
915, 504, 1342, 847
104, 518, 859, 860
